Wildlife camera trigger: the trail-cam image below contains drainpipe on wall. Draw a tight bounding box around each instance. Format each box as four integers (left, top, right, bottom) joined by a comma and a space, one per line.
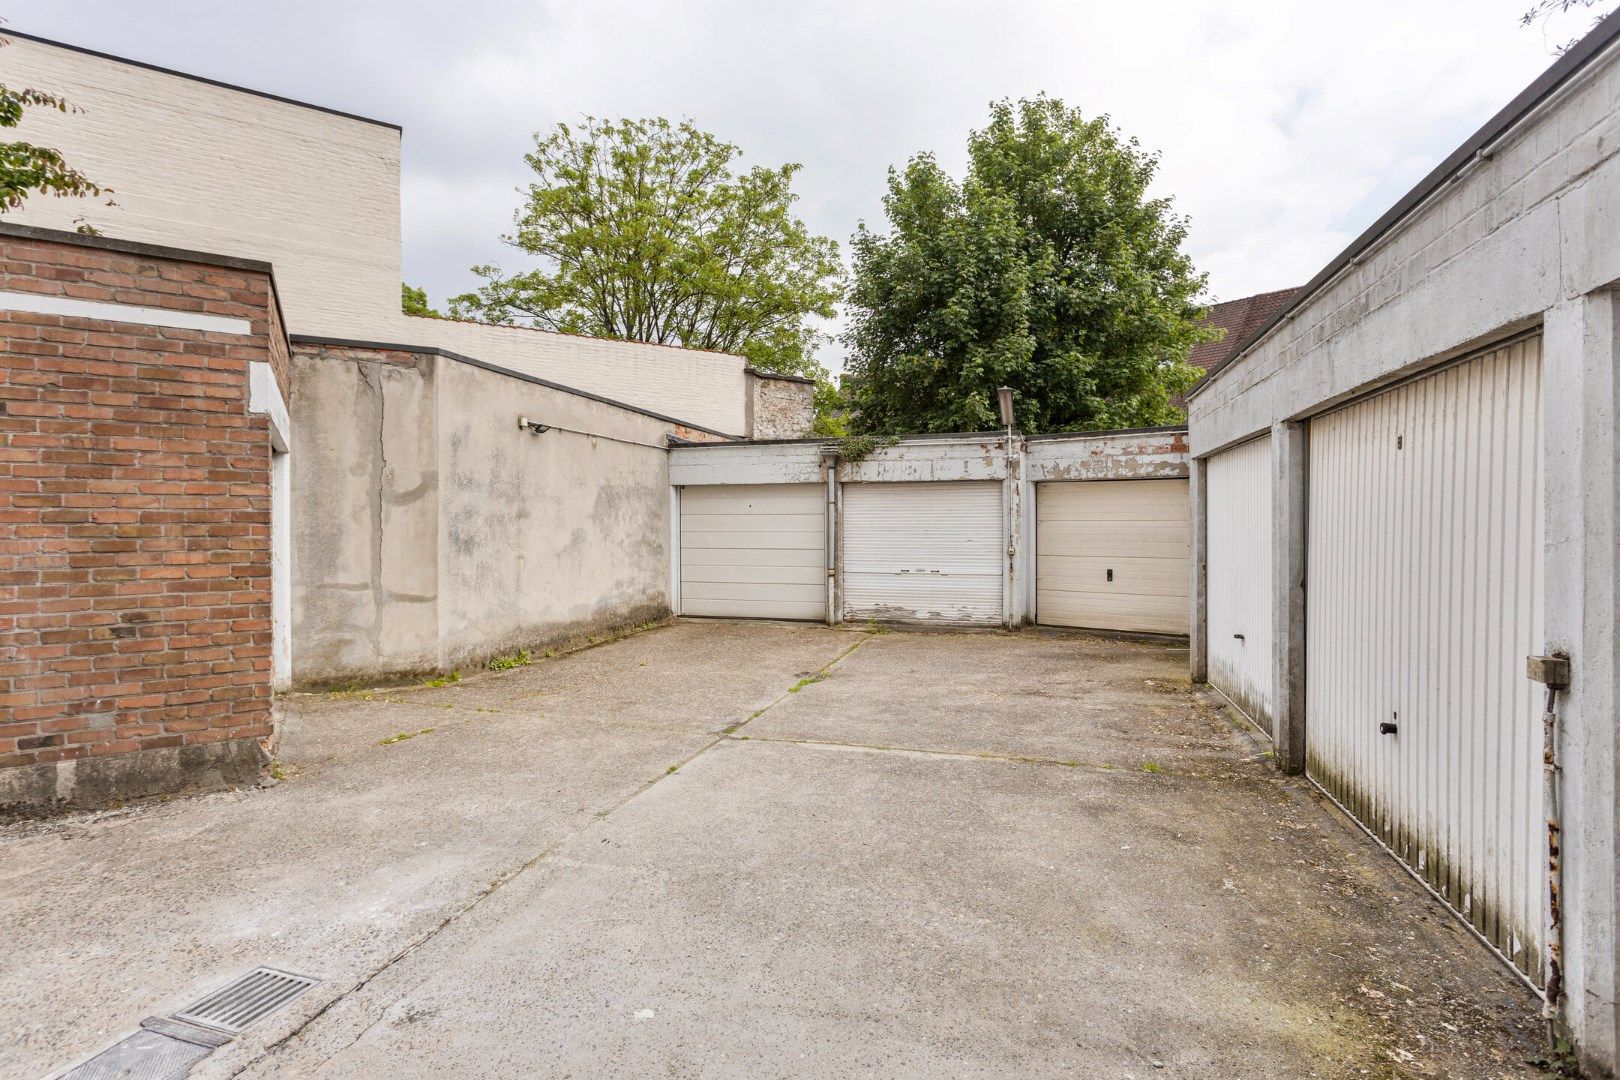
1528, 652, 1571, 1045
997, 388, 1019, 629
819, 447, 840, 625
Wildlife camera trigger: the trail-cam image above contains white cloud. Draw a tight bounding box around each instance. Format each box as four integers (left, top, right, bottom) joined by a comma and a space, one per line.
9, 0, 1608, 364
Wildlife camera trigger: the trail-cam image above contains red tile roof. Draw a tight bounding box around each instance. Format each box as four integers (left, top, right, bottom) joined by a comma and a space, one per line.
1185, 288, 1300, 378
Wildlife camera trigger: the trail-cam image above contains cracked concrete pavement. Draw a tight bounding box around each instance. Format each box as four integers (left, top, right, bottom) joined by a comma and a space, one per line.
2, 620, 1544, 1078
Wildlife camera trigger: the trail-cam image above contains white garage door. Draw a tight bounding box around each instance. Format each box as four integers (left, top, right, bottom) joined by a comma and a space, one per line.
1036, 480, 1189, 634
1206, 437, 1273, 735
1306, 334, 1544, 983
679, 484, 826, 621
842, 482, 1003, 623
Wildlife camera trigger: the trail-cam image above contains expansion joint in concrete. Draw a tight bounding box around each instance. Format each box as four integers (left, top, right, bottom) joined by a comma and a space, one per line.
231, 635, 872, 1074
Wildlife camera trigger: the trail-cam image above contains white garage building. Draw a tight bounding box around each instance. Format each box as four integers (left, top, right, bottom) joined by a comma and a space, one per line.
668, 428, 1191, 631
1187, 19, 1620, 1073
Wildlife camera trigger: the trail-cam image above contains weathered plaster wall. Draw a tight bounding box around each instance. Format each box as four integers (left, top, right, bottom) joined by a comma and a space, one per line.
290, 344, 680, 686
744, 369, 816, 439
290, 347, 439, 683
433, 358, 673, 668
1024, 428, 1190, 482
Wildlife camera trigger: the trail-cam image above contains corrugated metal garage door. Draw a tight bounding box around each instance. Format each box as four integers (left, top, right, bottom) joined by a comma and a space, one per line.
842, 482, 1002, 623
679, 484, 826, 620
1036, 480, 1189, 634
1207, 437, 1274, 734
1306, 334, 1545, 983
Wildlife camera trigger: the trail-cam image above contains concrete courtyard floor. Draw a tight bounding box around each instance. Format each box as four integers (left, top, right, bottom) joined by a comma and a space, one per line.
3, 620, 1545, 1078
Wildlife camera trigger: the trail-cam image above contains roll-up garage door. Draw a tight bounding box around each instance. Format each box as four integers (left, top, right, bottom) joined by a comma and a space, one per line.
679, 484, 826, 620
1306, 334, 1544, 982
1035, 480, 1189, 634
842, 482, 1003, 623
1206, 437, 1274, 734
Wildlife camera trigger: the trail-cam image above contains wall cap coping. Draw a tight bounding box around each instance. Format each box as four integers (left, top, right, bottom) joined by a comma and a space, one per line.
4, 27, 402, 131
289, 334, 738, 441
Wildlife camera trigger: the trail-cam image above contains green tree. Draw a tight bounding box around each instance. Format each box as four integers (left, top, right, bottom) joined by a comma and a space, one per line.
401, 282, 441, 318
451, 117, 843, 394
0, 32, 111, 229
844, 96, 1208, 435
1521, 0, 1612, 53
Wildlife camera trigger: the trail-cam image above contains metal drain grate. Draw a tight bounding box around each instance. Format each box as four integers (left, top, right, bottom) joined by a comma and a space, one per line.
172, 966, 319, 1034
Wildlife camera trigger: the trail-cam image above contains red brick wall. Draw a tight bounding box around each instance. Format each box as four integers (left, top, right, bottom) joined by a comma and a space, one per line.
0, 232, 282, 784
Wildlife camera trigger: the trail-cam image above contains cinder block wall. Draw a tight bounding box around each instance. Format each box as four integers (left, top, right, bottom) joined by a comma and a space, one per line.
0, 230, 285, 813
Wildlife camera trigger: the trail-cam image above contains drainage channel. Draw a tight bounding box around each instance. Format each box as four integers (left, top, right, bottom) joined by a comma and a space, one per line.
57, 967, 318, 1080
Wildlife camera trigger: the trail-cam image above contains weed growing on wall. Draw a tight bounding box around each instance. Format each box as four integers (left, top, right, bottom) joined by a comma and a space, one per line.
487, 649, 532, 671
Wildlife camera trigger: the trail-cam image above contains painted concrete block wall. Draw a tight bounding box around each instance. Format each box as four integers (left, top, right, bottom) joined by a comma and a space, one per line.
3, 34, 403, 342
6, 34, 753, 436
1185, 40, 1620, 1073
404, 317, 749, 436
290, 344, 680, 685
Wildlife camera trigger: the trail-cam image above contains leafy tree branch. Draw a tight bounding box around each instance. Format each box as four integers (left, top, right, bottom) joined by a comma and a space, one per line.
0, 29, 112, 230
843, 95, 1209, 436
451, 116, 844, 400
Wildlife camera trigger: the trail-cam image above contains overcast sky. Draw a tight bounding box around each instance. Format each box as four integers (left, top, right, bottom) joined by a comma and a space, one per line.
6, 1, 1604, 369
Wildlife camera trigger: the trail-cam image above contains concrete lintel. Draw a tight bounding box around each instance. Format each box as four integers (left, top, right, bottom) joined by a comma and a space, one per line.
0, 289, 253, 336
249, 361, 291, 452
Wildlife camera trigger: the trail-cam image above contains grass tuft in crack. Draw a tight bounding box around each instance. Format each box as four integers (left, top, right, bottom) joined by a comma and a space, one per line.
789, 672, 826, 693
424, 672, 461, 688
487, 649, 532, 671
380, 728, 435, 746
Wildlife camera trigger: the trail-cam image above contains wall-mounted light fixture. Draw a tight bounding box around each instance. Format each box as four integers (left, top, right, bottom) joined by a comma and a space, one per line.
997, 386, 1016, 430
517, 416, 549, 435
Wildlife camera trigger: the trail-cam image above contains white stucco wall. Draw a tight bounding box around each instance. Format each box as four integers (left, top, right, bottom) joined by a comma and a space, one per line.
5, 32, 750, 434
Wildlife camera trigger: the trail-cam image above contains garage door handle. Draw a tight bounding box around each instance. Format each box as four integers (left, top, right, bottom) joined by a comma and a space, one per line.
1233, 633, 1245, 641
1106, 568, 1113, 582
1379, 722, 1399, 735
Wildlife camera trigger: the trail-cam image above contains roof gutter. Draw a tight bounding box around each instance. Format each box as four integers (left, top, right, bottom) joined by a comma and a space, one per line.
1186, 8, 1620, 402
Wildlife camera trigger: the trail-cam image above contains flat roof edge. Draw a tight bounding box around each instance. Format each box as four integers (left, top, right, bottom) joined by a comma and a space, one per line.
1186, 8, 1620, 402
0, 221, 274, 273
4, 27, 403, 132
